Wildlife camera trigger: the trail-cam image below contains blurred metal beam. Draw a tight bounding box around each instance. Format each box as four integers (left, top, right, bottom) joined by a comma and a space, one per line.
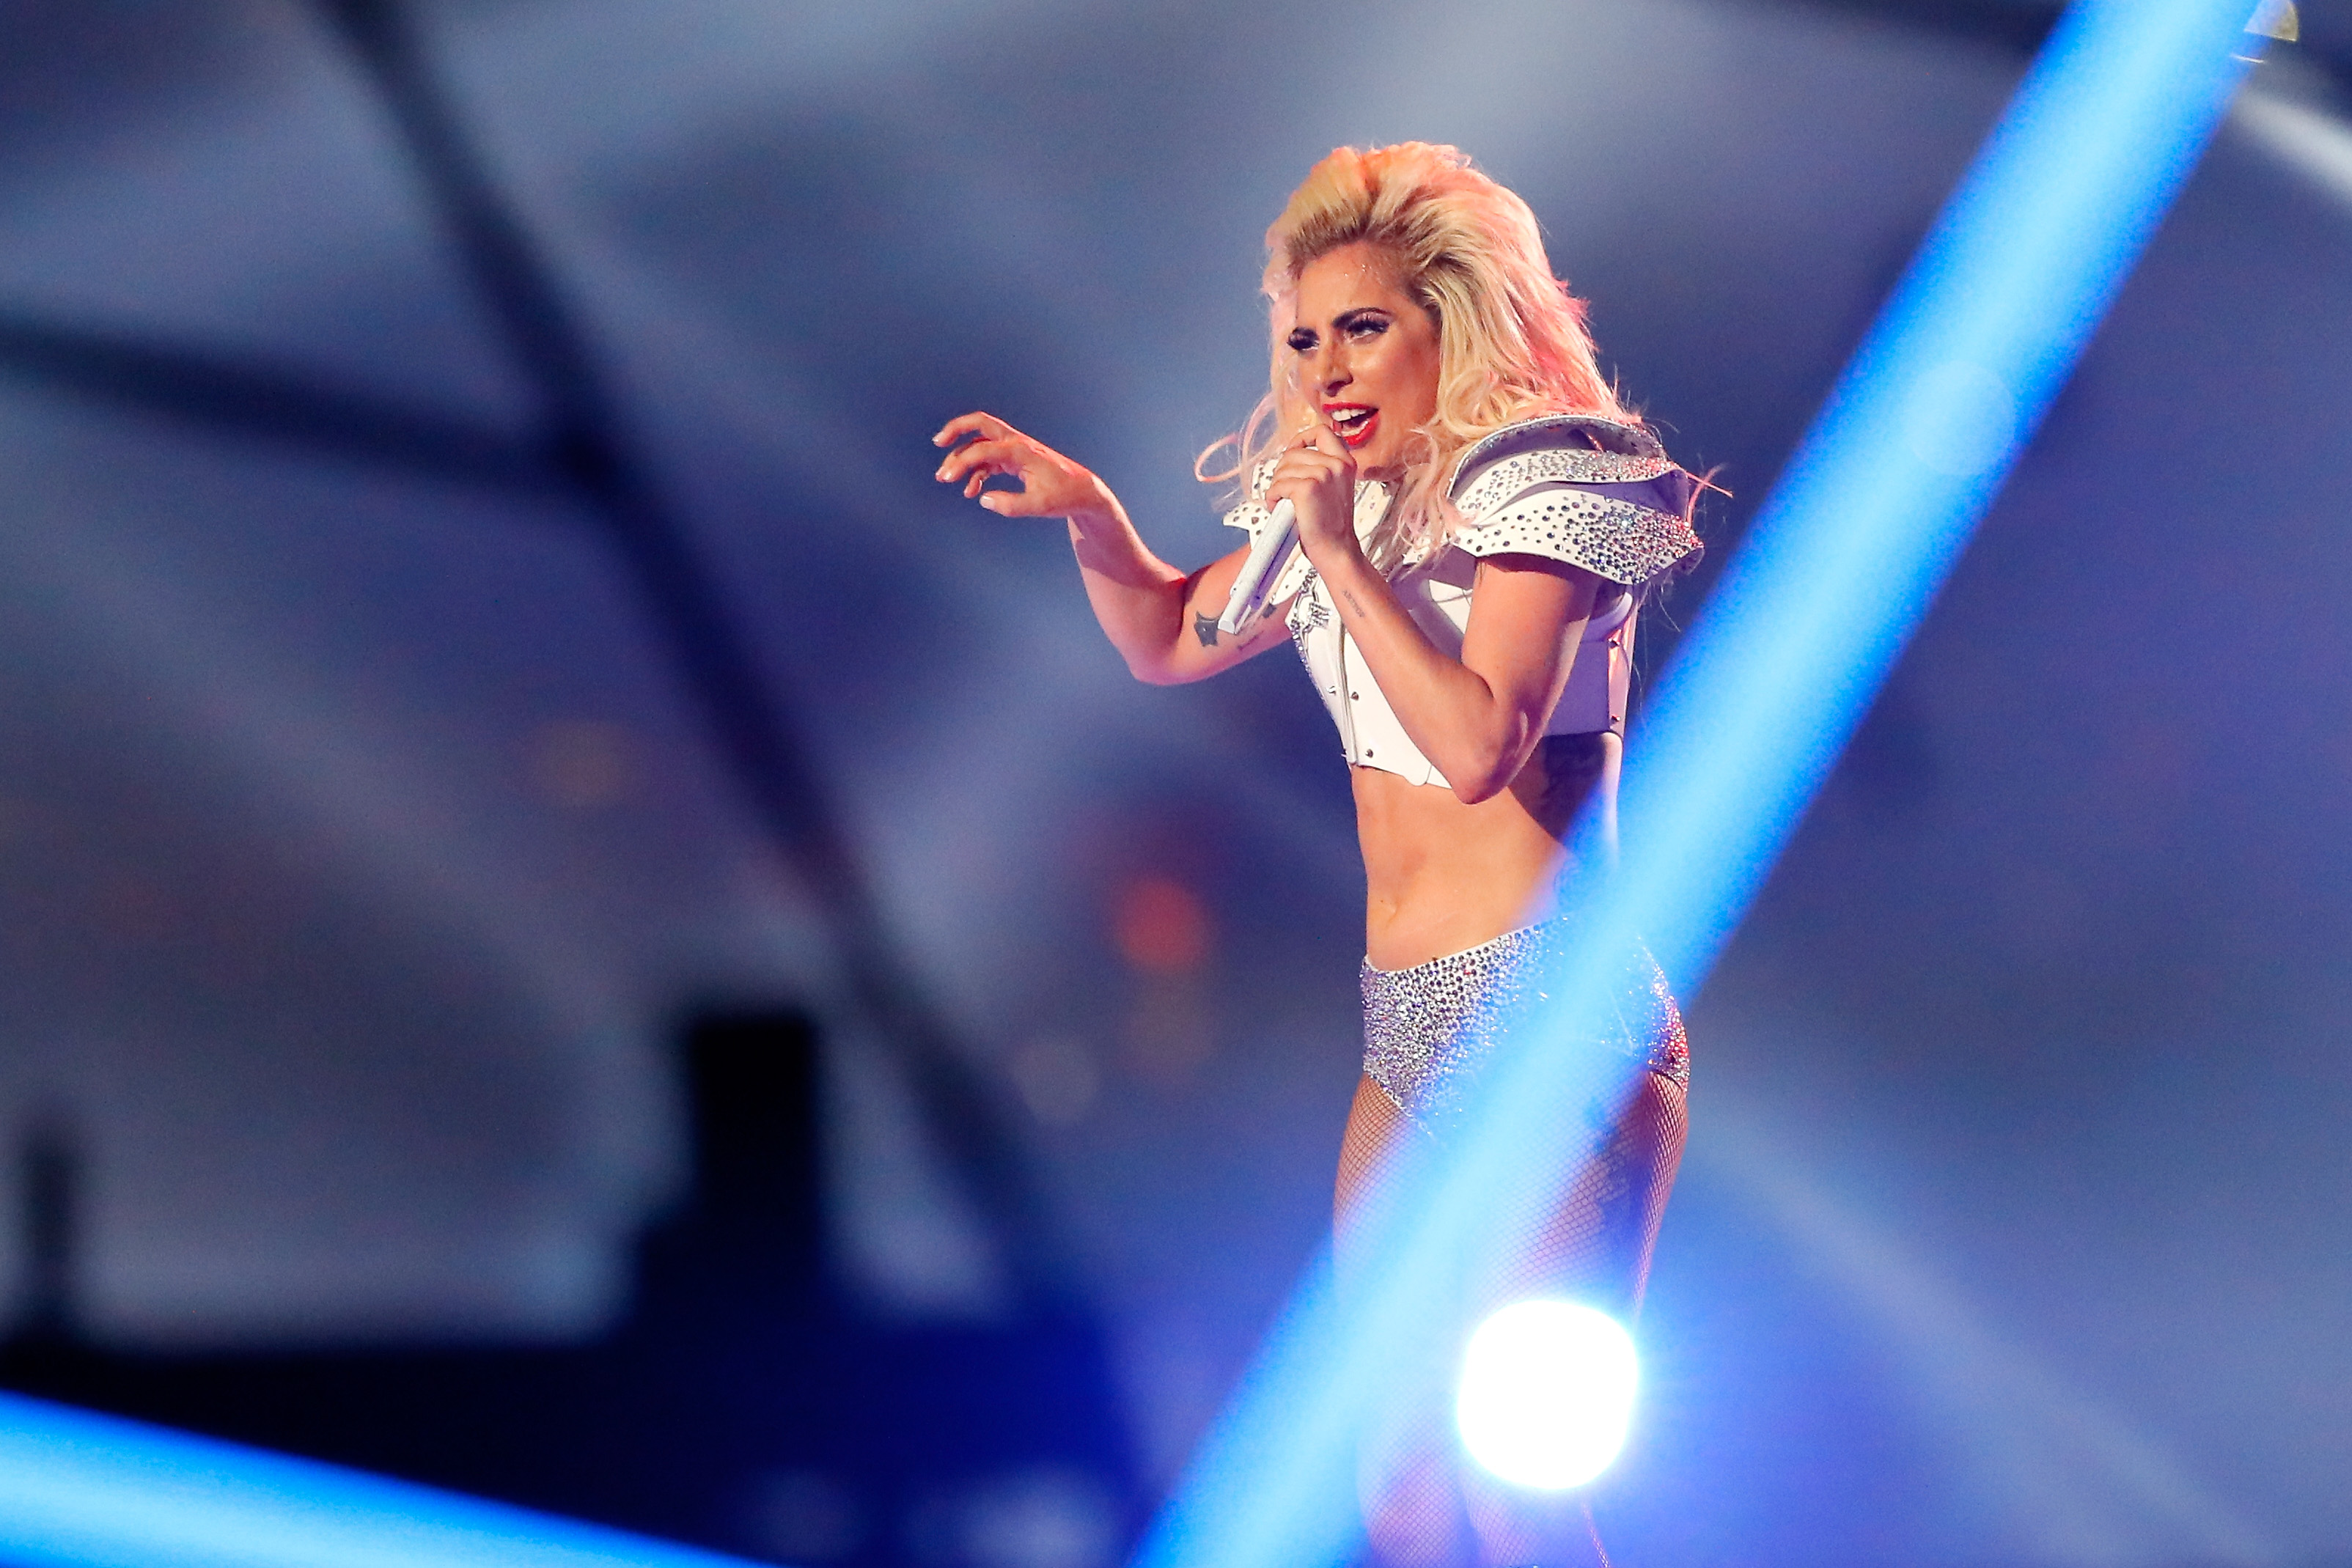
306, 0, 1075, 1311
0, 1, 1076, 1314
1766, 0, 2059, 51
0, 314, 561, 496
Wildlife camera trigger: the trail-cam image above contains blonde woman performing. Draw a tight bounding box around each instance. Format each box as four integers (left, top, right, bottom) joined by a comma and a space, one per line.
934, 144, 1699, 1568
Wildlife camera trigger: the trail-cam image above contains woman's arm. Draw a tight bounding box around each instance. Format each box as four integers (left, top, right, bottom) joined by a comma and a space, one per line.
934, 411, 1292, 685
1268, 424, 1598, 803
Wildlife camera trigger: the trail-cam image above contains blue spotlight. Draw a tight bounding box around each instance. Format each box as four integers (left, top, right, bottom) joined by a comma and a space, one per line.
1134, 9, 2262, 1568
1455, 1301, 1637, 1491
0, 1391, 757, 1568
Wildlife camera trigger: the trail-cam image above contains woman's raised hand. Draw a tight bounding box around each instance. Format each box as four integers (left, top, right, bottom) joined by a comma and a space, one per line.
1265, 418, 1359, 562
933, 412, 1113, 521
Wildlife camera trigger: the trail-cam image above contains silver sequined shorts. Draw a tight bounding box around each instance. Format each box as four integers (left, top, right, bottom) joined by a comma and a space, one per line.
1361, 919, 1688, 1135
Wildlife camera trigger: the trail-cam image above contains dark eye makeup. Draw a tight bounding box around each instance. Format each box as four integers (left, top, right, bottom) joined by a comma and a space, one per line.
1287, 309, 1393, 354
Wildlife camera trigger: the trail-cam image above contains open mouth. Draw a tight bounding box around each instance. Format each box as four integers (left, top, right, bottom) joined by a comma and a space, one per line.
1326, 405, 1376, 448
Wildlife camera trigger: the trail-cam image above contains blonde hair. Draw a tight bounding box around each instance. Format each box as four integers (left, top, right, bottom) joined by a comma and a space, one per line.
1198, 142, 1633, 570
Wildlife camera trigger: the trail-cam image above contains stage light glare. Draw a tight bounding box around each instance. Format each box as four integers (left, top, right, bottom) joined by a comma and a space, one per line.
0, 1390, 758, 1568
1454, 1300, 1637, 1491
1121, 8, 2260, 1568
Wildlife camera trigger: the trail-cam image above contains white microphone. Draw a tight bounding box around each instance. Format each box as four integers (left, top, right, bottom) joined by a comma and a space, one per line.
1216, 498, 1298, 637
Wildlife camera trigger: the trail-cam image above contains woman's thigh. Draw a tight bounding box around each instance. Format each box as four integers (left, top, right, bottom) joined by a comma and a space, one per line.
1331, 1069, 1686, 1568
1335, 1074, 1412, 1227
1333, 1068, 1687, 1319
1482, 1067, 1687, 1319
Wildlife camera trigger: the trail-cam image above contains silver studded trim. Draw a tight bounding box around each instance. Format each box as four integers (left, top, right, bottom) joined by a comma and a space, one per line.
1361, 919, 1689, 1138
1446, 414, 1668, 492
1287, 568, 1328, 664
1453, 446, 1679, 518
1452, 485, 1702, 587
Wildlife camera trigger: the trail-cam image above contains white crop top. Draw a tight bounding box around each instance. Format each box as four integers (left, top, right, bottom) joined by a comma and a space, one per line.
1221, 415, 1703, 789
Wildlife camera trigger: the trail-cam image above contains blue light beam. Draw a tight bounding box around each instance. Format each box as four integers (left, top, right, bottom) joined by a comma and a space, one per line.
1133, 7, 2260, 1568
1620, 0, 2258, 990
0, 1390, 764, 1568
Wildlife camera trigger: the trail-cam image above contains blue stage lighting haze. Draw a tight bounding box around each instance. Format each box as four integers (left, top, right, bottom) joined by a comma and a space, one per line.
1620, 0, 2257, 990
0, 1391, 760, 1568
1132, 7, 2257, 1568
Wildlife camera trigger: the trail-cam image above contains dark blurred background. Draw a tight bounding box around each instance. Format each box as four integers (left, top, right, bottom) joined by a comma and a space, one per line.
0, 1, 2347, 1565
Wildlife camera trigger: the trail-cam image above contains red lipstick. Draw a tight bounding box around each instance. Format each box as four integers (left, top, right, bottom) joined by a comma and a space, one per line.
1325, 404, 1376, 450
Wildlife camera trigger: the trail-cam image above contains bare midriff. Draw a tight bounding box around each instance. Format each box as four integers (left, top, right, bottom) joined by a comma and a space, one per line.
1354, 732, 1619, 972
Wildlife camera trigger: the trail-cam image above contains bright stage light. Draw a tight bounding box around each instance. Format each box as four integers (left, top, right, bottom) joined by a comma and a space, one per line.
1133, 10, 2263, 1568
1454, 1301, 1637, 1491
0, 1390, 757, 1568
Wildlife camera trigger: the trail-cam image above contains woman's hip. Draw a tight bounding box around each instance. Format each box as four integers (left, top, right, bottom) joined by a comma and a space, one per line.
1359, 916, 1688, 1136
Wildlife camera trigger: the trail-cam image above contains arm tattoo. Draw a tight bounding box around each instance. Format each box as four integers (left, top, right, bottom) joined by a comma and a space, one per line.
1193, 613, 1220, 647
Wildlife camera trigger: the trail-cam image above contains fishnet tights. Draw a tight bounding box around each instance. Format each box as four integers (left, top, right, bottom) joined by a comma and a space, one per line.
1332, 1070, 1687, 1568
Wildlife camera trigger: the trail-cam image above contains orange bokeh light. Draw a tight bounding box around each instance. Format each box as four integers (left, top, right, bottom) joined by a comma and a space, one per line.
1111, 875, 1213, 975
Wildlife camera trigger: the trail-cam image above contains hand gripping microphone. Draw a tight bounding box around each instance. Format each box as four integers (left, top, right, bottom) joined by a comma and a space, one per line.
1216, 498, 1298, 638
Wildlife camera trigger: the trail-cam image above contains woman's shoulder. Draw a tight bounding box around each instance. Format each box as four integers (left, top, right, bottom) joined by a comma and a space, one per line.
1447, 414, 1678, 506
1442, 414, 1703, 587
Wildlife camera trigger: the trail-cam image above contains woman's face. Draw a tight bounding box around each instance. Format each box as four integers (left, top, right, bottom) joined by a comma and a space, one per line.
1285, 241, 1441, 471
